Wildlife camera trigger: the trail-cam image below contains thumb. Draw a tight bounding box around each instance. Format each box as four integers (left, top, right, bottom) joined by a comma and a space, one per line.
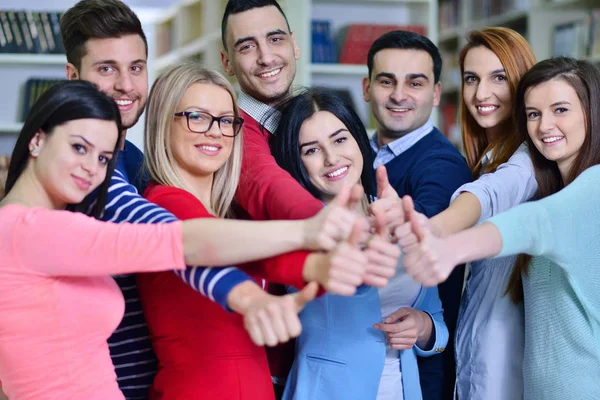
347, 220, 363, 247
409, 207, 430, 244
347, 184, 364, 211
373, 209, 388, 238
293, 281, 319, 311
331, 184, 351, 208
376, 165, 389, 198
384, 307, 412, 324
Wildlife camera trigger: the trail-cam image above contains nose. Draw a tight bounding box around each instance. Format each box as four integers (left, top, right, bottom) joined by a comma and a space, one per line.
475, 80, 491, 101
114, 72, 134, 94
390, 84, 408, 104
81, 155, 99, 177
257, 43, 275, 66
204, 119, 223, 138
324, 150, 340, 167
538, 113, 555, 135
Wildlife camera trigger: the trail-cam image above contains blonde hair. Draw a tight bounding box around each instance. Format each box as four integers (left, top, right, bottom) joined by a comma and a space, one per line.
144, 62, 243, 218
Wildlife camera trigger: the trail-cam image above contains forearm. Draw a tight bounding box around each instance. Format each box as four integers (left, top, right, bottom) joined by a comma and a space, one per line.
446, 222, 503, 265
431, 192, 482, 237
175, 266, 252, 308
181, 218, 305, 266
416, 312, 434, 349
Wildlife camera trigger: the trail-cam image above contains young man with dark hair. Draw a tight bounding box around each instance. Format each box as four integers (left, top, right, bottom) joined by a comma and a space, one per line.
363, 30, 472, 400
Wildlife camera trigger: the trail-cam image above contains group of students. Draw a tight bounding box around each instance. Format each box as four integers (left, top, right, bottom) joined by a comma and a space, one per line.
0, 0, 599, 400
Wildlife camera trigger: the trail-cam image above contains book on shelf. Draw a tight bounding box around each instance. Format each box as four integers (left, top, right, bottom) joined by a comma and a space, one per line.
0, 10, 65, 54
311, 20, 337, 64
439, 0, 461, 32
20, 78, 64, 122
0, 155, 10, 200
338, 24, 427, 65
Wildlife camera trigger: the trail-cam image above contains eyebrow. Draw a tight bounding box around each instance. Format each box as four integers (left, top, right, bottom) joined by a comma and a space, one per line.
184, 106, 235, 116
463, 68, 506, 76
91, 59, 147, 67
234, 29, 288, 48
525, 101, 572, 110
299, 129, 347, 149
71, 135, 113, 155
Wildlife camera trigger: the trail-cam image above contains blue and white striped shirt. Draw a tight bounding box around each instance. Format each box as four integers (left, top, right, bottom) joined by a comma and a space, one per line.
104, 141, 252, 399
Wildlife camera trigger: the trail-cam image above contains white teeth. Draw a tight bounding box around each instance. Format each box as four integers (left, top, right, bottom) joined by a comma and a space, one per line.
259, 68, 281, 78
115, 99, 133, 106
200, 146, 219, 151
542, 136, 564, 143
390, 108, 409, 112
477, 106, 497, 112
326, 166, 348, 177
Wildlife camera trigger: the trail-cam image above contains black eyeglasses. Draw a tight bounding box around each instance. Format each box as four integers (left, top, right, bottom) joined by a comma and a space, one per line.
174, 111, 244, 137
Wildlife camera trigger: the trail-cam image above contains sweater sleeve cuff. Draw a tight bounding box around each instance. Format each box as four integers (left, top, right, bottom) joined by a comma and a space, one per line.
210, 268, 255, 311
414, 311, 446, 357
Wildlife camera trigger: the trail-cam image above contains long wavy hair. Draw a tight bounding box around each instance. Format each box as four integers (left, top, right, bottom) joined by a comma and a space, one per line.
506, 57, 600, 303
459, 27, 536, 177
269, 87, 376, 211
144, 62, 243, 218
5, 80, 122, 218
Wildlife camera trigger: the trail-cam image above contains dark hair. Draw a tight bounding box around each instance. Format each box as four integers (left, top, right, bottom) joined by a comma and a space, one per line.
61, 0, 148, 70
5, 80, 122, 219
506, 57, 600, 303
221, 0, 291, 49
367, 30, 442, 83
269, 87, 376, 202
459, 27, 536, 177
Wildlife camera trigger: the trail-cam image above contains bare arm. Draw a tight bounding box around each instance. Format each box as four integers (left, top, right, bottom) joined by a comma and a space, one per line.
430, 192, 482, 237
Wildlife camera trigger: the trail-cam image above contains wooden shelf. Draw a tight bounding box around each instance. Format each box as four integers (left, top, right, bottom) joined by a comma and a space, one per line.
310, 63, 368, 75
154, 31, 220, 71
0, 54, 66, 66
0, 122, 22, 133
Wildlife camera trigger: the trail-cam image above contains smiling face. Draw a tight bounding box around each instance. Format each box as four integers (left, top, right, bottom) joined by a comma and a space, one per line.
170, 83, 236, 184
68, 35, 148, 131
525, 78, 587, 181
30, 118, 118, 208
362, 48, 441, 144
462, 46, 512, 138
298, 111, 363, 203
221, 5, 300, 107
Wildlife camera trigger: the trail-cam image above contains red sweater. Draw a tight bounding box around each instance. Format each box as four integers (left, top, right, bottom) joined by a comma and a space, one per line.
137, 183, 311, 400
236, 110, 324, 379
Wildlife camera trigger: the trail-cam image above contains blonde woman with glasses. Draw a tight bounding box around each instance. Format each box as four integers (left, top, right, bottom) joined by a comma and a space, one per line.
136, 63, 399, 399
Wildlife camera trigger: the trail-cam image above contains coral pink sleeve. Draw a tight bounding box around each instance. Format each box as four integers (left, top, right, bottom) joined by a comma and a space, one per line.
11, 207, 185, 276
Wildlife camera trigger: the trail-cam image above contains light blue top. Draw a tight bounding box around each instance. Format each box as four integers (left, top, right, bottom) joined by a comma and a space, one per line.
282, 260, 448, 400
489, 164, 600, 400
451, 143, 537, 400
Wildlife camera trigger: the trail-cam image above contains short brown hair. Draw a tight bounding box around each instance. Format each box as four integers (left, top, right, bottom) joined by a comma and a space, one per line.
60, 0, 148, 70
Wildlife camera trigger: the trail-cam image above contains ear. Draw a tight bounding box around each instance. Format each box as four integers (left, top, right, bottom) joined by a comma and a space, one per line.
29, 130, 47, 158
433, 81, 442, 107
221, 50, 235, 77
291, 32, 300, 61
362, 76, 372, 103
65, 63, 79, 80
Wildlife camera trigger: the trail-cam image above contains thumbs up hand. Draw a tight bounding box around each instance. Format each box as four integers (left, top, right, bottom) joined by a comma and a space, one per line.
362, 210, 401, 288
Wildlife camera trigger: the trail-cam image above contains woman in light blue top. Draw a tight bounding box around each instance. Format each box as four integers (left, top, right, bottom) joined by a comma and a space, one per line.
423, 28, 537, 399
270, 87, 448, 400
400, 57, 600, 400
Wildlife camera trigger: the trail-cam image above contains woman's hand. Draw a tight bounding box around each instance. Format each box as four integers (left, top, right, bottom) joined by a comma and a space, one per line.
303, 185, 368, 251
374, 307, 434, 350
227, 281, 319, 347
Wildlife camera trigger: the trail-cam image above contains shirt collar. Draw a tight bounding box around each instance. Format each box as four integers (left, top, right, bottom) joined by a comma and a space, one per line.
237, 91, 280, 134
370, 119, 435, 156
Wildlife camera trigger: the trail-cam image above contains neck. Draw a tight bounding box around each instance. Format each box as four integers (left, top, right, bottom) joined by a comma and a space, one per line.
485, 124, 501, 144
119, 129, 127, 150
3, 165, 65, 210
558, 159, 573, 185
178, 168, 215, 212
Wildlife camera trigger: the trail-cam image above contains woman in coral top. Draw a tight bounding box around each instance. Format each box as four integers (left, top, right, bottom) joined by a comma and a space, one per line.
137, 63, 400, 399
0, 81, 363, 400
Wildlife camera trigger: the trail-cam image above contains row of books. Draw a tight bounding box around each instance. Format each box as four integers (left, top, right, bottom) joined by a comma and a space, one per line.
553, 9, 600, 59
440, 0, 461, 32
0, 10, 65, 54
311, 22, 427, 65
21, 78, 63, 121
470, 0, 529, 21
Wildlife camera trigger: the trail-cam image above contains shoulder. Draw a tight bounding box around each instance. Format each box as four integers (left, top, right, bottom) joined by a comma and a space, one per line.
145, 182, 196, 203
144, 182, 212, 219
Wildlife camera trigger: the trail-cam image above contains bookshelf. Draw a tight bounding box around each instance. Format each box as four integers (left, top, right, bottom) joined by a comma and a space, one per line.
437, 0, 600, 146
0, 54, 66, 65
